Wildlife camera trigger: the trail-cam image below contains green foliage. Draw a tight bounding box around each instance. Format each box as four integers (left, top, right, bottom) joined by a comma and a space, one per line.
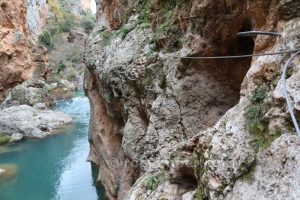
251, 87, 267, 104
245, 105, 266, 123
138, 22, 151, 29
245, 86, 280, 151
249, 126, 281, 151
100, 31, 112, 46
39, 31, 53, 48
0, 135, 10, 145
48, 0, 64, 19
245, 101, 270, 137
81, 17, 95, 33
81, 11, 96, 33
56, 61, 66, 74
57, 15, 75, 32
47, 0, 76, 34
39, 0, 79, 50
154, 8, 177, 40
125, 0, 152, 22
122, 0, 189, 51
117, 25, 135, 39
143, 175, 158, 191
246, 86, 269, 126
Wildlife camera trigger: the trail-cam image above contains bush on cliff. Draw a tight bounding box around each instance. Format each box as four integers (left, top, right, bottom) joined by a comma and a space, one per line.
39, 31, 53, 49
81, 11, 96, 33
0, 135, 10, 145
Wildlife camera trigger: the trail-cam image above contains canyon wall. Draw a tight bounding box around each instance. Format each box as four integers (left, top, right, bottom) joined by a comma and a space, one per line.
81, 0, 92, 11
0, 0, 47, 102
84, 0, 300, 199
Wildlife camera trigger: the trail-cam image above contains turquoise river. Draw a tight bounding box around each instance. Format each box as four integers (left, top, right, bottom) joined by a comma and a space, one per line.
0, 92, 106, 200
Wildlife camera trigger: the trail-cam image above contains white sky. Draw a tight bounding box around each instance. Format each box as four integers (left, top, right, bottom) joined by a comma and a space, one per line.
91, 0, 96, 14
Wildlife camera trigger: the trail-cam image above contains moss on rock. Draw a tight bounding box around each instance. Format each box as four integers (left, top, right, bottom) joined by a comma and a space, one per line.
0, 135, 10, 145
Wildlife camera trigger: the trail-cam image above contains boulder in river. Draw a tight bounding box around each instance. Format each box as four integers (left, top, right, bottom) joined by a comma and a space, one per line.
0, 105, 72, 139
11, 133, 24, 143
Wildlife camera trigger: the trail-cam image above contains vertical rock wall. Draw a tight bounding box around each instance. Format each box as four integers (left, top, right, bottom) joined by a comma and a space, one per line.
26, 0, 48, 38
85, 0, 300, 199
0, 0, 47, 102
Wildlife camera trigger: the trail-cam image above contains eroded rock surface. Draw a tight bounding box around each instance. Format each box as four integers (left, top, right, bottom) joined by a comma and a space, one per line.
85, 0, 300, 199
0, 105, 72, 138
0, 0, 47, 102
225, 134, 300, 200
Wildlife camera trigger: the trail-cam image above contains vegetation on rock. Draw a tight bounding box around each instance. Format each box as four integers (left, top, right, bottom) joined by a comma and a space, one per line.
0, 135, 10, 145
143, 175, 159, 191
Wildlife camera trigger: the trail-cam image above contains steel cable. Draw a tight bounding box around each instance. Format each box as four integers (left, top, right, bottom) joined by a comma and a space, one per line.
174, 48, 300, 137
173, 49, 300, 60
281, 50, 300, 137
237, 31, 282, 37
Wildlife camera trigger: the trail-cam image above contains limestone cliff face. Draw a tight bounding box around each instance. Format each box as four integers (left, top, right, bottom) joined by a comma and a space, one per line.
0, 0, 47, 102
81, 0, 92, 11
26, 0, 48, 38
85, 0, 300, 199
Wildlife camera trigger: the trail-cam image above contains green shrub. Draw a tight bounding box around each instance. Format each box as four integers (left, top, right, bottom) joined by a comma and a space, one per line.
56, 61, 66, 74
80, 11, 96, 33
58, 17, 74, 32
81, 17, 95, 33
245, 86, 278, 150
48, 0, 64, 19
246, 86, 269, 127
117, 26, 135, 39
245, 102, 270, 135
0, 135, 10, 145
143, 175, 158, 191
245, 105, 264, 122
251, 87, 267, 104
39, 31, 53, 48
100, 31, 112, 46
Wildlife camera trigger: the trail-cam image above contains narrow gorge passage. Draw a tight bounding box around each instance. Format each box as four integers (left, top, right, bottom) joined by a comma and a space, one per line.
2, 0, 300, 199
0, 92, 106, 200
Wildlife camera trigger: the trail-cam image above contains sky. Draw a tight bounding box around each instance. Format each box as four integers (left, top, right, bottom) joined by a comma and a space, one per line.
91, 0, 96, 14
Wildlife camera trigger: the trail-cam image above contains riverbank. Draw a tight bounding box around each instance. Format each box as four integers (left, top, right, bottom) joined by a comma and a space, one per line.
0, 92, 106, 200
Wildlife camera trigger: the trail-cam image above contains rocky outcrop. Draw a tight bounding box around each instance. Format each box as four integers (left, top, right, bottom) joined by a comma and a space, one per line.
0, 0, 47, 102
0, 104, 72, 138
1, 79, 54, 108
85, 0, 300, 199
225, 134, 300, 200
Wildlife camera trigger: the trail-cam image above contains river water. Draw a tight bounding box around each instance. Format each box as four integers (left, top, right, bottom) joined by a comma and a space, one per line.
0, 92, 106, 200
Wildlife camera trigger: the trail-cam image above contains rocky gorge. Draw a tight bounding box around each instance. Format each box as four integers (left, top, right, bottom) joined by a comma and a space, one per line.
0, 0, 102, 198
1, 0, 300, 200
0, 0, 96, 141
84, 0, 300, 199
